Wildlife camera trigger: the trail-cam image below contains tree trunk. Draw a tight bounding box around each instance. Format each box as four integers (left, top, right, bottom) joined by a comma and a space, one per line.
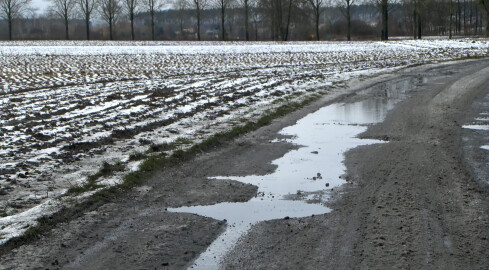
469, 2, 475, 34
109, 19, 113, 40
65, 15, 69, 40
86, 16, 90, 40
347, 3, 351, 41
417, 13, 422, 39
221, 3, 226, 41
474, 3, 479, 35
8, 16, 12, 40
463, 0, 466, 34
244, 0, 249, 41
315, 8, 320, 40
130, 13, 134, 40
449, 0, 453, 38
381, 0, 388, 40
197, 7, 201, 40
275, 0, 282, 40
284, 0, 292, 41
457, 0, 461, 33
151, 11, 155, 40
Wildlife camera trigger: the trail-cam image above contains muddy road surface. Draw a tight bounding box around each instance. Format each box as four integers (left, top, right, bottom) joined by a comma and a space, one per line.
1, 59, 489, 269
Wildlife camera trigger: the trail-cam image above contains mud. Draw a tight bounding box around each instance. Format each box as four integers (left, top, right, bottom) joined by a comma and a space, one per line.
169, 75, 422, 269
223, 60, 489, 269
1, 59, 489, 269
463, 93, 489, 189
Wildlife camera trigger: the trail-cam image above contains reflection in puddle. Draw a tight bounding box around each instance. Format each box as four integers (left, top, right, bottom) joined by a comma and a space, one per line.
463, 94, 489, 151
463, 125, 489, 131
462, 94, 489, 185
169, 78, 417, 269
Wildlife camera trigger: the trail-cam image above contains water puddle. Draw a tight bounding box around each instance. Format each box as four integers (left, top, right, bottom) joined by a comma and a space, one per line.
463, 94, 489, 152
462, 93, 489, 185
462, 125, 489, 131
169, 77, 419, 269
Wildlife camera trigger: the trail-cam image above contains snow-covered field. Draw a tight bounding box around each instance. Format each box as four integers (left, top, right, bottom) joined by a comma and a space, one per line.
1, 39, 488, 244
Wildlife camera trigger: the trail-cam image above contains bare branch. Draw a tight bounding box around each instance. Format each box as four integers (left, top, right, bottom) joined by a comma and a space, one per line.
1, 0, 32, 39
100, 0, 122, 40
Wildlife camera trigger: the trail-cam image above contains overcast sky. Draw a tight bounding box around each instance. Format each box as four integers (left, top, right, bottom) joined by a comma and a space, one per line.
31, 0, 50, 15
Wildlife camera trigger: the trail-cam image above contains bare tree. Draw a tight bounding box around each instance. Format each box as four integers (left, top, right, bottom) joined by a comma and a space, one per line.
283, 0, 292, 40
372, 0, 396, 40
50, 0, 75, 40
79, 0, 96, 40
380, 0, 388, 40
415, 0, 424, 39
193, 0, 208, 40
239, 0, 254, 40
174, 0, 188, 39
251, 0, 260, 40
402, 0, 422, 39
308, 0, 325, 40
337, 0, 354, 41
0, 0, 32, 40
101, 0, 122, 40
480, 0, 489, 36
147, 0, 164, 40
449, 0, 453, 38
260, 0, 294, 41
240, 0, 250, 40
124, 0, 139, 40
214, 0, 232, 40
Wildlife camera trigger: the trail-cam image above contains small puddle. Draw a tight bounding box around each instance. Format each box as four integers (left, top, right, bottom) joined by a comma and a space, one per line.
169, 77, 419, 269
463, 93, 489, 152
462, 93, 489, 186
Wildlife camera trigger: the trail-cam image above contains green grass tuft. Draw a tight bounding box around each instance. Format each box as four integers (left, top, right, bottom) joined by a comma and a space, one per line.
66, 161, 125, 195
128, 152, 147, 161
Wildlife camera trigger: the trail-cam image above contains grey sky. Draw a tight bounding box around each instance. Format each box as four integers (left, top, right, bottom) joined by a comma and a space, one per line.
31, 0, 50, 15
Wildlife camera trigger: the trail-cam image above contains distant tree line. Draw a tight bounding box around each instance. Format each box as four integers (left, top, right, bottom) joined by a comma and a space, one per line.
1, 0, 488, 41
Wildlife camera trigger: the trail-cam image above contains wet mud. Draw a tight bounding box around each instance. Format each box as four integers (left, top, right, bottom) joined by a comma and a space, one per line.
169, 75, 423, 268
223, 60, 489, 269
1, 59, 489, 269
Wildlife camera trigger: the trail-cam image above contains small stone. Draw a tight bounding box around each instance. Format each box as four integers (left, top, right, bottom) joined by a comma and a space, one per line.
325, 183, 329, 187
311, 151, 319, 154
284, 216, 290, 220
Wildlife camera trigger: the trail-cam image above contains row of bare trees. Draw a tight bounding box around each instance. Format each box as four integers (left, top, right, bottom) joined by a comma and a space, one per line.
2, 0, 489, 40
51, 0, 161, 40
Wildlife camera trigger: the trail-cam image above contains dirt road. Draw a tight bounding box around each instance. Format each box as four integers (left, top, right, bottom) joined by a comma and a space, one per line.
1, 59, 489, 269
